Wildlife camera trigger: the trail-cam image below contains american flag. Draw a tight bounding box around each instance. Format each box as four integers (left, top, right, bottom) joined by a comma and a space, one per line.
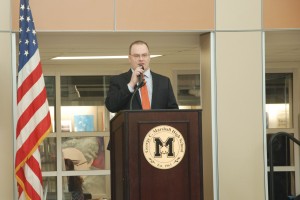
15, 0, 52, 199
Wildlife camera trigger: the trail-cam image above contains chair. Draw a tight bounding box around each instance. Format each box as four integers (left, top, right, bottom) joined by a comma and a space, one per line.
288, 195, 300, 200
83, 193, 92, 200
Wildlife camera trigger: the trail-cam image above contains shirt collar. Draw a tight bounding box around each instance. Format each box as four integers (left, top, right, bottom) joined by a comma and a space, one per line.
143, 69, 151, 78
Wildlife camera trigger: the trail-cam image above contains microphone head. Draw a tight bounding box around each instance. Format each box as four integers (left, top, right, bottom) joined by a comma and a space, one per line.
137, 64, 144, 85
139, 64, 144, 70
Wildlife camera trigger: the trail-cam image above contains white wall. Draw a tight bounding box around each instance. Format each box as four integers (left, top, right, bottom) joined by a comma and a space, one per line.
0, 0, 14, 198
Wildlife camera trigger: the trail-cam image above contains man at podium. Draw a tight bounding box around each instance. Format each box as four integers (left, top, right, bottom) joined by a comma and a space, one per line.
105, 40, 178, 113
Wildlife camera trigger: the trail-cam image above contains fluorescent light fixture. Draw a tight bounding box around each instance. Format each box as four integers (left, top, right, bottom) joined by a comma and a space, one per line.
51, 55, 162, 60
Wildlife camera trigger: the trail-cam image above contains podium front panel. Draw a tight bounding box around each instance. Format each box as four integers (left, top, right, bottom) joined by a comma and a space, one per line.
110, 110, 203, 200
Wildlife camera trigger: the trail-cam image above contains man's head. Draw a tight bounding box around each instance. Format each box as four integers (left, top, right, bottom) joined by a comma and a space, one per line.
128, 40, 151, 70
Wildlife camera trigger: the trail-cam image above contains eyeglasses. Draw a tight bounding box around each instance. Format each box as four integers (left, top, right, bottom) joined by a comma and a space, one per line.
130, 53, 149, 59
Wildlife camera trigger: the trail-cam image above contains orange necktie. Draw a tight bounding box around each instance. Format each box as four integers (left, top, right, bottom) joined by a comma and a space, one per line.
140, 75, 150, 110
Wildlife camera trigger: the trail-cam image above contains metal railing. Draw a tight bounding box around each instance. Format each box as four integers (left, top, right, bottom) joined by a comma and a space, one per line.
268, 132, 300, 200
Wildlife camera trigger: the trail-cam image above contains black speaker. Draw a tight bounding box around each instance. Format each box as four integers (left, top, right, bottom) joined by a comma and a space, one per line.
267, 133, 293, 200
267, 133, 291, 166
268, 172, 292, 200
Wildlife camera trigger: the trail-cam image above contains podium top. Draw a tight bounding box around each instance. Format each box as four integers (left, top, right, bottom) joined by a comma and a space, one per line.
111, 109, 202, 121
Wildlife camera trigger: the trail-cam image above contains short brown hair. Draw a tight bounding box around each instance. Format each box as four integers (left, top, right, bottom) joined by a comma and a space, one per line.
129, 40, 150, 54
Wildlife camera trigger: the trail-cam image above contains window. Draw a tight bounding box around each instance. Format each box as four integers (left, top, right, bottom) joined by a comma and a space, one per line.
266, 73, 293, 129
175, 70, 201, 108
266, 73, 297, 200
41, 75, 112, 200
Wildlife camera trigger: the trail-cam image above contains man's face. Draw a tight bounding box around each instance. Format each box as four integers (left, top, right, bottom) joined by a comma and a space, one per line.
128, 43, 151, 70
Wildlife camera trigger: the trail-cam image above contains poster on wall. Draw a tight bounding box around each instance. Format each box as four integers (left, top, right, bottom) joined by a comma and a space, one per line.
74, 115, 94, 132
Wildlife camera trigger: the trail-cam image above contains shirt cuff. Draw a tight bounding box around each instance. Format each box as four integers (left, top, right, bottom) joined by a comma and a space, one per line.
127, 84, 134, 93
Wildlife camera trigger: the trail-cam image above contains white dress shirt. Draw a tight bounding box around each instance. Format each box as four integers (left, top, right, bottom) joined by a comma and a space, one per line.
127, 69, 153, 105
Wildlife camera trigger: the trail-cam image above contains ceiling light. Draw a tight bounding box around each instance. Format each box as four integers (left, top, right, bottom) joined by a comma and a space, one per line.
51, 55, 162, 60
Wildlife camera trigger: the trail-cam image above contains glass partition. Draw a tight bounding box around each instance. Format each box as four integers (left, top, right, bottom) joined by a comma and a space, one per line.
45, 76, 56, 132
62, 175, 111, 200
174, 70, 201, 110
62, 136, 109, 170
40, 137, 57, 171
60, 76, 111, 132
43, 177, 68, 200
41, 75, 112, 199
265, 72, 296, 200
266, 73, 293, 129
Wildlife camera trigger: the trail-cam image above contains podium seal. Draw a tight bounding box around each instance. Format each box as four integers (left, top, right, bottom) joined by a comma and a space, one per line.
143, 125, 186, 170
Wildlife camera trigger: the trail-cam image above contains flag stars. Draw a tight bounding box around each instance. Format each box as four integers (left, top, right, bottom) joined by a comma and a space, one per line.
19, 1, 39, 68
24, 50, 29, 56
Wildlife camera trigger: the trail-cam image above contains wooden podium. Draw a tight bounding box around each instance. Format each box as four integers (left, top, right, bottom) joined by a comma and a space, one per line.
110, 110, 203, 200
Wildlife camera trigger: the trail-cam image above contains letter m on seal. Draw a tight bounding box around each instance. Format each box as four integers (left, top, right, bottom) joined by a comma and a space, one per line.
154, 137, 174, 157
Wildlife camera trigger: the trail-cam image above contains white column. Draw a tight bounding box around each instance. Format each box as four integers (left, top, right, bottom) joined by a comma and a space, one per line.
215, 0, 266, 199
0, 0, 14, 199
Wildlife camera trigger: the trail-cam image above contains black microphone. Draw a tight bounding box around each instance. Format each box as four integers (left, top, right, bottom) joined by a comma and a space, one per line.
137, 65, 144, 86
129, 65, 145, 110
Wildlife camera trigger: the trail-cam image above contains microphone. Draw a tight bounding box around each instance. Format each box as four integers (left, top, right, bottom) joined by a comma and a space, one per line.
137, 65, 144, 86
129, 65, 145, 110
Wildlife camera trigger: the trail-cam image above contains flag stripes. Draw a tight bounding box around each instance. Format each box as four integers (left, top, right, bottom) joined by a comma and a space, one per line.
17, 51, 41, 101
16, 151, 43, 200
